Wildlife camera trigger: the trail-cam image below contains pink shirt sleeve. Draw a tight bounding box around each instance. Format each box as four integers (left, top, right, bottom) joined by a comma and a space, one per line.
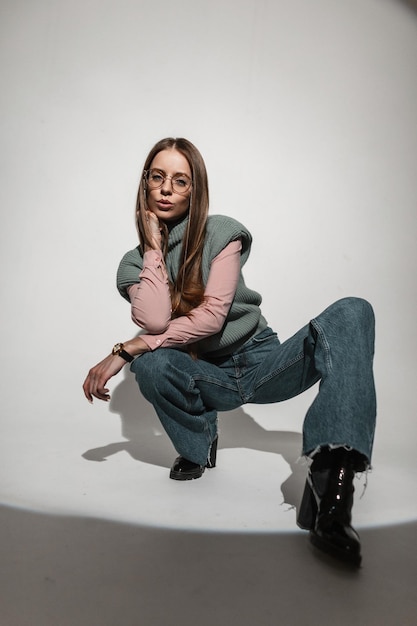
128, 250, 171, 333
127, 239, 242, 350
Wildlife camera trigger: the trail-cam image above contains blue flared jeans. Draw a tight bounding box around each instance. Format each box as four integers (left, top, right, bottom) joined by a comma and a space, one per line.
131, 297, 376, 467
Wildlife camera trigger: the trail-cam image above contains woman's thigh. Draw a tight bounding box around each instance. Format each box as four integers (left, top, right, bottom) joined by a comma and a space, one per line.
132, 347, 242, 411
248, 324, 320, 404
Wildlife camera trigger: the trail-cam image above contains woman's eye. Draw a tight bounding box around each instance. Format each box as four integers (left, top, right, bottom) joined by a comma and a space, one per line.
151, 174, 163, 183
174, 178, 187, 187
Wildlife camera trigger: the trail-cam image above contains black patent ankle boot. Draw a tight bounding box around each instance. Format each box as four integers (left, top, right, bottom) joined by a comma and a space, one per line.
169, 437, 218, 481
297, 447, 366, 567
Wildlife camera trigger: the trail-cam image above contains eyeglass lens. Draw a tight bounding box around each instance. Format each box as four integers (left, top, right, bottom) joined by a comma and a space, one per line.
146, 169, 191, 193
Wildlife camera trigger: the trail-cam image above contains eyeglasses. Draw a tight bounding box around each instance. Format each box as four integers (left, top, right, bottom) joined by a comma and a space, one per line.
144, 169, 192, 195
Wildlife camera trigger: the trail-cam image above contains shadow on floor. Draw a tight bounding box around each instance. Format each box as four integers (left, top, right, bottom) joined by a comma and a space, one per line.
82, 373, 308, 508
1, 505, 416, 626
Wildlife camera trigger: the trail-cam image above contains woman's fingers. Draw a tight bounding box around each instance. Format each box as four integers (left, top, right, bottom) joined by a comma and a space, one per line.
83, 355, 125, 403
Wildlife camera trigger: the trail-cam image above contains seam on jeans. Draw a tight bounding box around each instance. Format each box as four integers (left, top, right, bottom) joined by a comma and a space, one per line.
310, 318, 332, 371
253, 351, 305, 392
237, 378, 248, 403
189, 375, 237, 393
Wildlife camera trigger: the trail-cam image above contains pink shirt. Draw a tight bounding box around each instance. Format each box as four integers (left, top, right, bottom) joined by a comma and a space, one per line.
127, 239, 242, 351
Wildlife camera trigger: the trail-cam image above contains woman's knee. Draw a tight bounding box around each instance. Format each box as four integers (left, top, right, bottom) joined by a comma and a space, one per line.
131, 349, 169, 375
130, 350, 167, 396
130, 349, 192, 398
326, 297, 374, 328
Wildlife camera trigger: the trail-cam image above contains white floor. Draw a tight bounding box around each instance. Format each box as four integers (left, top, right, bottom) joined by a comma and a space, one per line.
1, 390, 417, 625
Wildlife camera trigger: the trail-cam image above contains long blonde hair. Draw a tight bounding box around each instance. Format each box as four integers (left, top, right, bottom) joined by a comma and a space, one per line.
136, 138, 209, 317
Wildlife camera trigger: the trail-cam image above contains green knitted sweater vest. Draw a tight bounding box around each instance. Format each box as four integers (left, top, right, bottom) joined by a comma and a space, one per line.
116, 214, 268, 357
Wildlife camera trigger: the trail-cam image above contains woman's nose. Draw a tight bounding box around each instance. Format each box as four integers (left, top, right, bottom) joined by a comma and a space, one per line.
161, 177, 172, 194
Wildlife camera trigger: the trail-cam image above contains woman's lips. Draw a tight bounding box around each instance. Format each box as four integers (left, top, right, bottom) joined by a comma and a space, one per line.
156, 200, 173, 209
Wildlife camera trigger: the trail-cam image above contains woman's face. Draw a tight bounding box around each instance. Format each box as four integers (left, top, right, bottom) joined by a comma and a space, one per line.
145, 148, 192, 223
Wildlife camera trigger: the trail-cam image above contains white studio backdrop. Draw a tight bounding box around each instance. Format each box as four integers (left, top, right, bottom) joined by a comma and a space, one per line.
1, 0, 416, 531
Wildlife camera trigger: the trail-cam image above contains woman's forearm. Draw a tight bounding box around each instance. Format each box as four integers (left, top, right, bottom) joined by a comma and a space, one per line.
127, 249, 172, 333
123, 335, 151, 357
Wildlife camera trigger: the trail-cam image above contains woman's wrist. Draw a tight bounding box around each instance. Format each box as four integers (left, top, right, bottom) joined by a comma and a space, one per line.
123, 337, 151, 357
144, 242, 162, 253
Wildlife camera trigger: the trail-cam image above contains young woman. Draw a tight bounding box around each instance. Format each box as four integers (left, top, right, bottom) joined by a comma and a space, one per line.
83, 137, 376, 567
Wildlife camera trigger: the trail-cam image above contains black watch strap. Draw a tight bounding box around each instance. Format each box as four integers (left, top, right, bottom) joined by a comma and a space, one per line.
112, 342, 134, 362
119, 348, 134, 363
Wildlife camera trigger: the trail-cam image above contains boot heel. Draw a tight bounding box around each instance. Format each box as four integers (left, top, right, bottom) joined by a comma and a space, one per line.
297, 477, 317, 530
206, 436, 218, 469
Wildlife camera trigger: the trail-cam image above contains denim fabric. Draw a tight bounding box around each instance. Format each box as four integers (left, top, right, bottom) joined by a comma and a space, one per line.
131, 297, 376, 466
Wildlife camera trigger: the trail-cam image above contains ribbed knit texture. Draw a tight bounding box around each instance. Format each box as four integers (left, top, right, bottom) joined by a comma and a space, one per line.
117, 214, 268, 356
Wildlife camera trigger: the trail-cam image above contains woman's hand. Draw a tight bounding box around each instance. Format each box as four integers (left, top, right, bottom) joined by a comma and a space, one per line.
145, 210, 162, 250
83, 337, 150, 403
83, 354, 126, 403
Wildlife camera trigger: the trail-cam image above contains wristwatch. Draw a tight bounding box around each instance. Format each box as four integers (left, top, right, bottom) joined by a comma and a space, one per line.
112, 342, 134, 363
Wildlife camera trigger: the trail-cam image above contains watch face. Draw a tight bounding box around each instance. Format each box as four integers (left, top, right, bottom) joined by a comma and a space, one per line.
112, 343, 122, 355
